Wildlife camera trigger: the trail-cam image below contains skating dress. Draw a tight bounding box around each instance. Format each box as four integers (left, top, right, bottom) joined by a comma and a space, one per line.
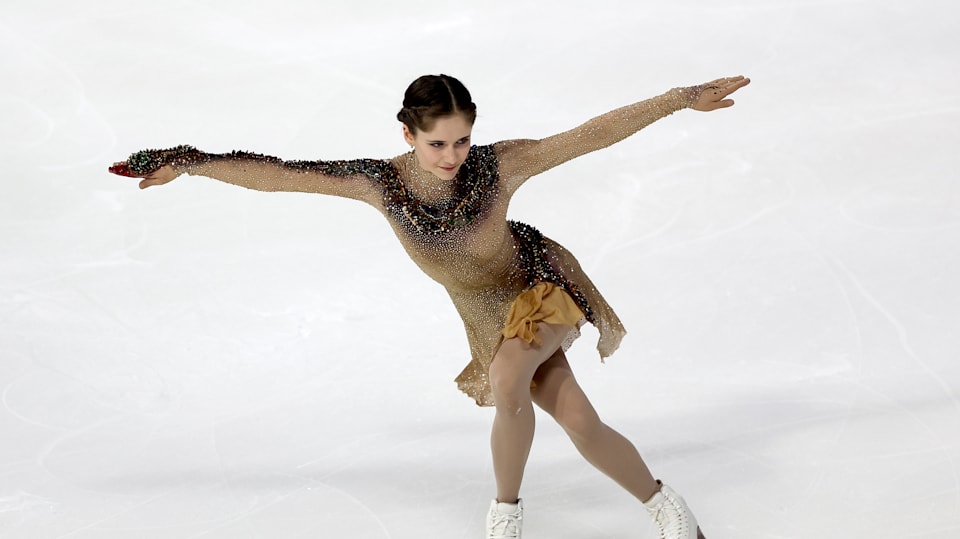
121, 88, 698, 406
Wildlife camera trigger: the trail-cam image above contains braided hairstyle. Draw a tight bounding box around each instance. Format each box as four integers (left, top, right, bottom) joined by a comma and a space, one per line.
397, 74, 477, 134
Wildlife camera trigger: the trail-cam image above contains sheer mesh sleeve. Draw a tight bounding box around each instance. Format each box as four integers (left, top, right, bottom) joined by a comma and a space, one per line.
494, 86, 702, 192
123, 145, 388, 204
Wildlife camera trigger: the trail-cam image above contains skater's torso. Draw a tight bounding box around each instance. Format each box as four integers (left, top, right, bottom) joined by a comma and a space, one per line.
382, 145, 526, 293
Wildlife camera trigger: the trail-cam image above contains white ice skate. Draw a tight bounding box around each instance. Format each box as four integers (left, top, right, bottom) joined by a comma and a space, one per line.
486, 498, 523, 539
643, 482, 705, 539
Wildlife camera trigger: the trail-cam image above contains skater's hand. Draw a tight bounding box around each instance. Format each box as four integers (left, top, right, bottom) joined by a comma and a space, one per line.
137, 165, 179, 189
110, 162, 180, 189
691, 76, 750, 112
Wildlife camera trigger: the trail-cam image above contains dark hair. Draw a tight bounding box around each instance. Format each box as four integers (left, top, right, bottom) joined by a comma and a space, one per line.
397, 74, 477, 134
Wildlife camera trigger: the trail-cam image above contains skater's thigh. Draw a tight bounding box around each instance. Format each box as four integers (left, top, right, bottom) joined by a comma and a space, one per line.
531, 352, 600, 431
489, 322, 571, 394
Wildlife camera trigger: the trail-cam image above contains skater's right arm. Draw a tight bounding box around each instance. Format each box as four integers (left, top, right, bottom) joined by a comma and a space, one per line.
112, 146, 384, 204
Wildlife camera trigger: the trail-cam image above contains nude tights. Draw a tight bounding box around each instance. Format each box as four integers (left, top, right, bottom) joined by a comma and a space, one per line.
488, 324, 660, 504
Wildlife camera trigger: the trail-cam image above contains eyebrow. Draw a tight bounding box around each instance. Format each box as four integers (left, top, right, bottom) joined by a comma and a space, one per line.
428, 136, 471, 143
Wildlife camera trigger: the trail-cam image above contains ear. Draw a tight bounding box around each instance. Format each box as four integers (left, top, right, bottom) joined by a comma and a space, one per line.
402, 124, 416, 147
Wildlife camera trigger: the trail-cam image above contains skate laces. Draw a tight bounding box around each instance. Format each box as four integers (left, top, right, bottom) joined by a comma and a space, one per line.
487, 507, 521, 539
647, 489, 691, 539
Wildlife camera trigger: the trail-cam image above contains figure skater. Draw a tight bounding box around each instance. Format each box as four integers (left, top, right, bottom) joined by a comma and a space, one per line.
111, 73, 750, 539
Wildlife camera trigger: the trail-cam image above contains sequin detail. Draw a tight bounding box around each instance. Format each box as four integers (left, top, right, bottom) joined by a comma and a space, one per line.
509, 221, 594, 323
127, 144, 205, 174
381, 146, 499, 235
129, 145, 397, 182
124, 145, 501, 237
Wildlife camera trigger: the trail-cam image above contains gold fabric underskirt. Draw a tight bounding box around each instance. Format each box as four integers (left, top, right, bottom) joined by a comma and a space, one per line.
502, 282, 585, 345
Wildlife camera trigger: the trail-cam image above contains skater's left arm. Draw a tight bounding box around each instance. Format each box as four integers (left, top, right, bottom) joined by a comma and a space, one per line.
495, 76, 750, 192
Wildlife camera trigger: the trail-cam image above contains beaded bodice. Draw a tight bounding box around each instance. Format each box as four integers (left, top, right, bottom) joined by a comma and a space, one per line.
385, 146, 500, 235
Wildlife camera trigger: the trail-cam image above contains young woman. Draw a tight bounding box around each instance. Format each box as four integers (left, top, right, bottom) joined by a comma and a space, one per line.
111, 73, 750, 539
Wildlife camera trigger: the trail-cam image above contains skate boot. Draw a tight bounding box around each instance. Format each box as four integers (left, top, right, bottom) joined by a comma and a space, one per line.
643, 482, 704, 539
486, 498, 523, 539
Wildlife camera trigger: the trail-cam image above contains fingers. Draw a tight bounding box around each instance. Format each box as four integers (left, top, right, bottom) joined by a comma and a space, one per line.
722, 75, 748, 84
139, 173, 158, 189
727, 77, 750, 94
135, 165, 177, 189
706, 76, 751, 97
138, 171, 164, 189
139, 176, 165, 189
697, 75, 750, 112
140, 171, 167, 189
710, 75, 745, 85
700, 100, 734, 112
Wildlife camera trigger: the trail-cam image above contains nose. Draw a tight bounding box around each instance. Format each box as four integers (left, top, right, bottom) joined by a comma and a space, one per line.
442, 145, 457, 163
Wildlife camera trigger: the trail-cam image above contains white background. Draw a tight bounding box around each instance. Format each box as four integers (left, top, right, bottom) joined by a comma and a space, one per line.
2, 0, 958, 537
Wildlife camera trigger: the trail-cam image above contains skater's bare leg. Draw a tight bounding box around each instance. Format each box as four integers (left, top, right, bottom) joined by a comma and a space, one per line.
531, 351, 660, 502
488, 322, 570, 503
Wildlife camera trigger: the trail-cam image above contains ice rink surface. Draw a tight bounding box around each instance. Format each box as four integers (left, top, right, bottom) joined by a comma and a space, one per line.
2, 0, 958, 537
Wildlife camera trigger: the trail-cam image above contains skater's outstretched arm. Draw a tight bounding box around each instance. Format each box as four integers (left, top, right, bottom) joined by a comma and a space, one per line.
495, 76, 750, 192
110, 146, 385, 204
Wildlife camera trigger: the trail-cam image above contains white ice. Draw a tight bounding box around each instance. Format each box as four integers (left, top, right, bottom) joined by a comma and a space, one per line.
1, 0, 958, 537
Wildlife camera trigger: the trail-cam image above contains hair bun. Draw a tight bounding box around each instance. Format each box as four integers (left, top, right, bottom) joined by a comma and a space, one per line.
397, 75, 477, 134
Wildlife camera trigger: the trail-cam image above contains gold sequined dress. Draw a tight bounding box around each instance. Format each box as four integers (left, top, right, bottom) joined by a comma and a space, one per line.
124, 88, 699, 406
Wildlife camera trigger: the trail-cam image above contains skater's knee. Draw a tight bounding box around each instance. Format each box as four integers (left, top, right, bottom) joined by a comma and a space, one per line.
489, 369, 530, 408
489, 359, 533, 412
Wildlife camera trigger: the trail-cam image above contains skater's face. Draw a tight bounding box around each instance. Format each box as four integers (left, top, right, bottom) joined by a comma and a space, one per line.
403, 114, 473, 181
